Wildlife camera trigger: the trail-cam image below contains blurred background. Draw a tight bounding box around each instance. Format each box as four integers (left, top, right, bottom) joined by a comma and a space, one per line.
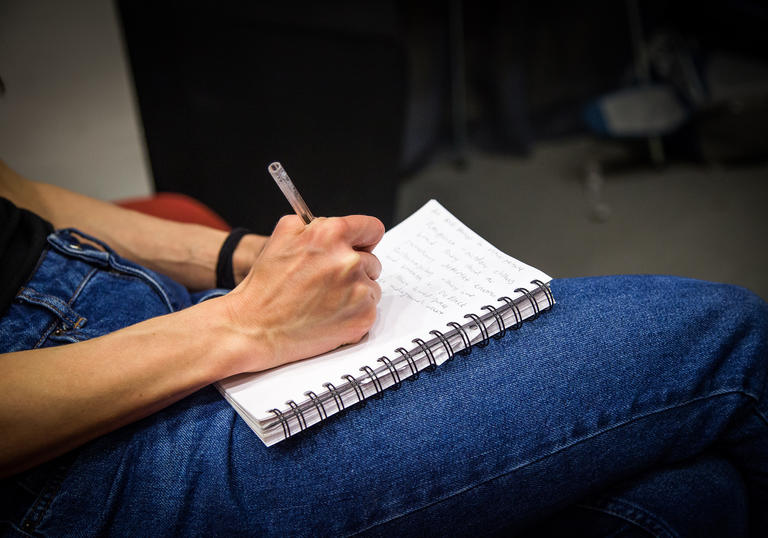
1, 0, 767, 298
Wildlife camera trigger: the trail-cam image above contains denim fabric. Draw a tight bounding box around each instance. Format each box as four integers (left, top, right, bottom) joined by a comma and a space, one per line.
1, 229, 766, 537
0, 229, 193, 353
523, 455, 749, 537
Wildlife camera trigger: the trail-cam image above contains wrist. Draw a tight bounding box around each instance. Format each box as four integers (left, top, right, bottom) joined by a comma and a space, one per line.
199, 294, 275, 376
231, 233, 267, 286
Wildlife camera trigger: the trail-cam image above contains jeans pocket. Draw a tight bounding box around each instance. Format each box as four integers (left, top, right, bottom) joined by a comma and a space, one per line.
48, 229, 191, 314
67, 267, 176, 340
3, 229, 194, 353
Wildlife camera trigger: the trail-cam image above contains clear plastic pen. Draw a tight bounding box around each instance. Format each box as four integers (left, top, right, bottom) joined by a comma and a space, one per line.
268, 162, 315, 225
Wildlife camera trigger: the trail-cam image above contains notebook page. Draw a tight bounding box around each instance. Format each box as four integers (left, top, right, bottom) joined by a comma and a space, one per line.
217, 200, 550, 420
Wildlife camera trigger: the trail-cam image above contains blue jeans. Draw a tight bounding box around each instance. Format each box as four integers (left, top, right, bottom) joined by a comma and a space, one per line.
1, 229, 767, 537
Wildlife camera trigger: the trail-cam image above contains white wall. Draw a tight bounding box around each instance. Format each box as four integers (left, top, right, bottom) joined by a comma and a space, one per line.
0, 0, 152, 200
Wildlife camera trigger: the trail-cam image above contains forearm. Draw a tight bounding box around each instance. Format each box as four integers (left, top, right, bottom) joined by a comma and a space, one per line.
0, 160, 266, 289
0, 296, 258, 477
0, 208, 384, 478
39, 180, 228, 289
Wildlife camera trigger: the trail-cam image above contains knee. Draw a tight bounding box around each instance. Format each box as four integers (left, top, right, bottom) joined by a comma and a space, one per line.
691, 281, 768, 337
675, 280, 768, 385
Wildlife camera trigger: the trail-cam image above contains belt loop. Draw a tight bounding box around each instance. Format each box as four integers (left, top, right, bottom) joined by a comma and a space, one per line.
16, 287, 87, 330
55, 228, 117, 254
47, 230, 111, 265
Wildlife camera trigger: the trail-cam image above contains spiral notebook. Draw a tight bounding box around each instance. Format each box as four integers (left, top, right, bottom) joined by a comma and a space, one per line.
216, 200, 554, 445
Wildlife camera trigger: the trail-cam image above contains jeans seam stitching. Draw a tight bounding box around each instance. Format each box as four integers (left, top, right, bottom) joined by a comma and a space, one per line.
65, 267, 99, 330
575, 498, 678, 538
108, 258, 174, 312
354, 389, 756, 534
195, 289, 228, 303
68, 267, 99, 307
19, 292, 70, 323
19, 453, 76, 534
753, 404, 768, 425
20, 273, 95, 339
33, 322, 58, 349
20, 264, 97, 347
49, 229, 174, 310
2, 520, 36, 537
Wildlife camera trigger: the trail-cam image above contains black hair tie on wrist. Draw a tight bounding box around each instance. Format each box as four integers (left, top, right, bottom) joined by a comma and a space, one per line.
216, 227, 251, 289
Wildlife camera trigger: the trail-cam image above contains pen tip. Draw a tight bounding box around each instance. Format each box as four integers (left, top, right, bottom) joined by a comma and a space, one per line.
268, 162, 282, 172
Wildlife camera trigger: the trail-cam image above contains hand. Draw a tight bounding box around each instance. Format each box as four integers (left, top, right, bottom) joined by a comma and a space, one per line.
222, 214, 385, 371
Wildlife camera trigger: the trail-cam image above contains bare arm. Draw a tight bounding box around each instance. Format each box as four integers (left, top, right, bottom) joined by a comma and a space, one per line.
0, 159, 266, 289
0, 299, 247, 476
0, 213, 385, 477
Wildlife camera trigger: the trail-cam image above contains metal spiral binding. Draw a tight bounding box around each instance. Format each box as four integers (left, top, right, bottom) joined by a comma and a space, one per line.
447, 321, 472, 355
464, 313, 490, 347
377, 356, 402, 389
269, 408, 290, 439
515, 287, 540, 319
531, 279, 555, 310
323, 382, 345, 412
342, 375, 366, 403
497, 296, 524, 330
267, 280, 554, 442
480, 303, 506, 338
412, 338, 437, 372
429, 329, 454, 359
287, 400, 307, 431
360, 365, 384, 398
304, 390, 327, 420
396, 347, 420, 379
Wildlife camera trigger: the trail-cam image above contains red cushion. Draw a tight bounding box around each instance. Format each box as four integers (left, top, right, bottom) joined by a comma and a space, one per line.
116, 193, 230, 231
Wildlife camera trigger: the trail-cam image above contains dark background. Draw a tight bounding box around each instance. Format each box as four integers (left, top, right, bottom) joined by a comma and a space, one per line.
118, 1, 768, 232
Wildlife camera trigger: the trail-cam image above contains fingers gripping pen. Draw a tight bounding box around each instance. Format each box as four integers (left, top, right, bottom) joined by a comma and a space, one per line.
268, 162, 315, 225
